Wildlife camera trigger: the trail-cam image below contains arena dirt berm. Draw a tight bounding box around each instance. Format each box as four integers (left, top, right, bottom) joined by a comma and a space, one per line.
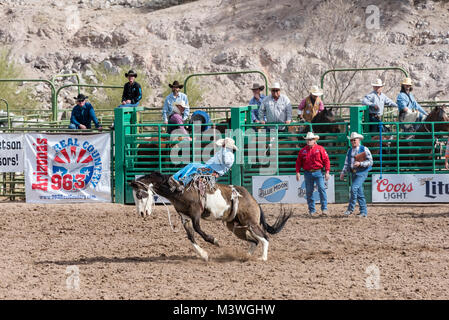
0, 201, 448, 299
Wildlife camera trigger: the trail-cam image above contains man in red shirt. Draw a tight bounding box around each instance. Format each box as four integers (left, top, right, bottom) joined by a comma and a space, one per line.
296, 132, 331, 216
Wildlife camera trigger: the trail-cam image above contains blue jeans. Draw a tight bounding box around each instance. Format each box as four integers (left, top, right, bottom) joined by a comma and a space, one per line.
348, 171, 368, 215
304, 170, 328, 213
173, 163, 213, 186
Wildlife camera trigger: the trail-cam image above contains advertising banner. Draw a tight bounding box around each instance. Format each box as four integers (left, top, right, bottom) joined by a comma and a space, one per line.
0, 133, 24, 172
252, 175, 335, 204
24, 133, 111, 203
372, 174, 449, 202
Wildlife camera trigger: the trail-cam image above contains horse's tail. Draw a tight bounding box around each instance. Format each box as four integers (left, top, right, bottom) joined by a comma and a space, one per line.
259, 205, 292, 235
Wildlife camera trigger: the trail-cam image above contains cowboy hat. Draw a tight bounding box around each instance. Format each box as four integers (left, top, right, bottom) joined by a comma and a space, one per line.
216, 137, 238, 151
270, 82, 281, 90
172, 100, 186, 108
172, 100, 186, 114
74, 93, 88, 101
371, 78, 384, 87
347, 132, 364, 140
169, 80, 184, 89
309, 85, 324, 96
250, 83, 265, 91
125, 70, 137, 78
304, 132, 320, 140
401, 77, 413, 86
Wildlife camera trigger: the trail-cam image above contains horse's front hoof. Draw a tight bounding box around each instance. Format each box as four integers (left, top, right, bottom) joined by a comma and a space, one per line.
213, 238, 220, 247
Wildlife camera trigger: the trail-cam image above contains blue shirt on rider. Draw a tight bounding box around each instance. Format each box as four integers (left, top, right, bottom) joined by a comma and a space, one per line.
206, 147, 235, 176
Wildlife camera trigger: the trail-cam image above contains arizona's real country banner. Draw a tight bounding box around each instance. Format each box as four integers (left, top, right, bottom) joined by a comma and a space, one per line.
24, 133, 111, 203
372, 174, 449, 202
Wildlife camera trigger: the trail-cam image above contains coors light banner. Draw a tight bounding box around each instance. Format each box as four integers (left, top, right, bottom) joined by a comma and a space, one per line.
24, 133, 111, 203
372, 174, 449, 203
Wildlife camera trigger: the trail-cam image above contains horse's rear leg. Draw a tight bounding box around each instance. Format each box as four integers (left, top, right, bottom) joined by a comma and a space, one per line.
181, 214, 209, 261
192, 216, 220, 246
248, 224, 269, 261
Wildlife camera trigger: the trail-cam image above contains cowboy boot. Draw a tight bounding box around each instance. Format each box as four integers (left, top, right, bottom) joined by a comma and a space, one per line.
169, 176, 184, 192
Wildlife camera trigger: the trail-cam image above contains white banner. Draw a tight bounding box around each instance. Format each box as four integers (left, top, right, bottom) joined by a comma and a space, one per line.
24, 133, 111, 203
252, 175, 335, 204
0, 133, 24, 172
372, 174, 449, 202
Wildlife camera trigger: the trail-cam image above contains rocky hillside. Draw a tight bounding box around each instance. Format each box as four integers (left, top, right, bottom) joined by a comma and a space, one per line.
1, 0, 449, 115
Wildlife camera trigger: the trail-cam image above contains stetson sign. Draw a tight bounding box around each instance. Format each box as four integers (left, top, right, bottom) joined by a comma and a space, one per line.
372, 174, 449, 202
252, 175, 335, 204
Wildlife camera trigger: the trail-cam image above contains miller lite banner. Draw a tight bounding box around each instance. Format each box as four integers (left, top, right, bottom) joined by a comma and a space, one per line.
252, 175, 335, 204
24, 133, 111, 203
372, 174, 449, 202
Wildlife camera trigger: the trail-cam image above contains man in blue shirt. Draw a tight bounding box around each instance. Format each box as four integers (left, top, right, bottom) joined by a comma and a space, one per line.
69, 94, 102, 130
362, 78, 397, 132
162, 80, 190, 124
249, 83, 266, 122
397, 77, 428, 131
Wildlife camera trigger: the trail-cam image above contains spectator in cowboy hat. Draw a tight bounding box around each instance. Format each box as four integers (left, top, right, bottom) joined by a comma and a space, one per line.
69, 93, 102, 130
249, 83, 267, 123
258, 82, 292, 131
362, 78, 397, 132
298, 85, 325, 123
295, 132, 330, 216
119, 69, 142, 108
340, 132, 373, 218
168, 137, 237, 191
396, 77, 428, 132
162, 80, 190, 124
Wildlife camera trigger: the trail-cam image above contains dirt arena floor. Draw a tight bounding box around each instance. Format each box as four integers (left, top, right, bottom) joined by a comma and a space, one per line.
0, 201, 448, 300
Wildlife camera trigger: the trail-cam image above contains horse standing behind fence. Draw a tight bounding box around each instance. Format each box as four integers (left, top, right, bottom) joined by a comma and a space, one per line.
130, 172, 292, 262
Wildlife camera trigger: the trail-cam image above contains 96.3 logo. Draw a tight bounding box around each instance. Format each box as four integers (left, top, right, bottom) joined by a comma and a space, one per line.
51, 145, 95, 192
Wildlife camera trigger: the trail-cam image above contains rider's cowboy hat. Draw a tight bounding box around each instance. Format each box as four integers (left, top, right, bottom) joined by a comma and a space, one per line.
371, 78, 384, 87
74, 93, 88, 101
304, 132, 320, 140
250, 83, 265, 91
216, 137, 238, 151
172, 100, 186, 114
401, 77, 413, 86
125, 70, 137, 78
169, 80, 184, 89
348, 132, 364, 140
309, 85, 324, 97
270, 82, 281, 90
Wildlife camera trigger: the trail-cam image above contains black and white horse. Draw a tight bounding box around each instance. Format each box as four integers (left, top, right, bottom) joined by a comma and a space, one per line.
130, 172, 291, 262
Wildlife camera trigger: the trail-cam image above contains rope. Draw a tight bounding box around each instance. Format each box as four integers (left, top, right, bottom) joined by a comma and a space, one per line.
136, 181, 178, 233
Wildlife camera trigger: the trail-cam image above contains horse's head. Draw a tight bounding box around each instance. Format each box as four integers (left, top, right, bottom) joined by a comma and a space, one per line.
426, 105, 449, 131
130, 179, 154, 218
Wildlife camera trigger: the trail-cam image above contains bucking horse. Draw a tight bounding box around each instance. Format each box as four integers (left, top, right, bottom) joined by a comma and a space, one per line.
130, 172, 292, 262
